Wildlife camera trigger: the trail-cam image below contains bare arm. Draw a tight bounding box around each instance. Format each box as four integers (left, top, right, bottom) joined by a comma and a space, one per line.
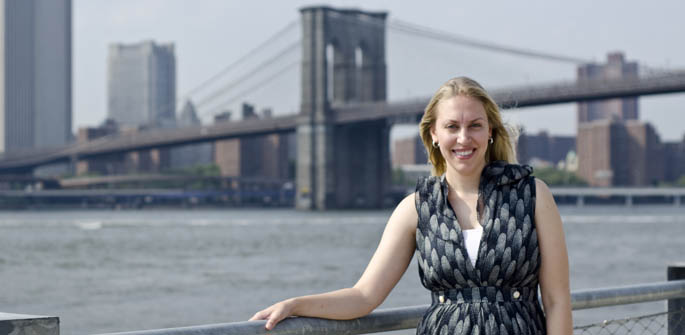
249, 193, 418, 330
535, 178, 573, 334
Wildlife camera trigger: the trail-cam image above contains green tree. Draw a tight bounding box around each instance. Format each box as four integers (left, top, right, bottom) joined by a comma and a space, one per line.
533, 167, 587, 186
676, 175, 685, 187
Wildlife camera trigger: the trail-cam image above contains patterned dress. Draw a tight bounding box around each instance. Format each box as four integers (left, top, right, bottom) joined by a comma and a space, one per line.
414, 160, 546, 334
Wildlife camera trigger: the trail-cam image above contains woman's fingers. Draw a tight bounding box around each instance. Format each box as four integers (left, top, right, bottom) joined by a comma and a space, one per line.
265, 311, 285, 330
251, 300, 294, 330
249, 309, 270, 321
249, 306, 284, 330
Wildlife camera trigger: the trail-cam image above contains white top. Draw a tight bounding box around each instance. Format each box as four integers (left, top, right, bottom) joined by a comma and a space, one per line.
462, 226, 483, 267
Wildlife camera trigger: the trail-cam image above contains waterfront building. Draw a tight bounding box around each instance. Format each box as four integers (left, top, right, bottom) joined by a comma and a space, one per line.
577, 119, 663, 186
214, 103, 292, 179
76, 119, 175, 176
517, 130, 576, 167
392, 136, 427, 167
107, 40, 176, 128
663, 136, 685, 183
0, 0, 72, 154
575, 52, 668, 186
75, 119, 123, 175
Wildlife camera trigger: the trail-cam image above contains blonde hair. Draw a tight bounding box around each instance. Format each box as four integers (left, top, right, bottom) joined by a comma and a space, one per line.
419, 77, 517, 176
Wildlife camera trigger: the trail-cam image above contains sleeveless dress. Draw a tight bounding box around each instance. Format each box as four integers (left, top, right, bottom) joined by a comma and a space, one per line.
414, 160, 546, 334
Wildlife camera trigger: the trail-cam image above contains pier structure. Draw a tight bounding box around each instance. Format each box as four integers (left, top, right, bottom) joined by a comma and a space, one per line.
551, 187, 685, 206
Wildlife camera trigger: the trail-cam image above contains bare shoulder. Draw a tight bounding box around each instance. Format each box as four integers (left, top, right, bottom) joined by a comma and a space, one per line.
534, 178, 554, 207
388, 193, 418, 233
533, 177, 562, 227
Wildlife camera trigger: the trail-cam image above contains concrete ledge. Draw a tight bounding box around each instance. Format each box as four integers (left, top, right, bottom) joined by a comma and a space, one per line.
0, 313, 59, 335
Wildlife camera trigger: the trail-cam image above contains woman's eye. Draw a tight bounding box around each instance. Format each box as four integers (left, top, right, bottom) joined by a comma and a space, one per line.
446, 125, 457, 129
470, 124, 481, 128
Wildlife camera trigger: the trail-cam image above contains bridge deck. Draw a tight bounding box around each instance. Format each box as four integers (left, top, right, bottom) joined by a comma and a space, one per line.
2, 72, 685, 171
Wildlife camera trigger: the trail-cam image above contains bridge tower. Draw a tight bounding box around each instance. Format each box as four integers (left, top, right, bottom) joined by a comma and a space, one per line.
297, 6, 389, 210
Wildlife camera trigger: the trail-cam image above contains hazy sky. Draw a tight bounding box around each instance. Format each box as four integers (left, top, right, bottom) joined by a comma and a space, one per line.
74, 0, 685, 141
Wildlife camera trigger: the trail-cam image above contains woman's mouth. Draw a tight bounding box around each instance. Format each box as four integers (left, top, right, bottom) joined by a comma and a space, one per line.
452, 148, 475, 160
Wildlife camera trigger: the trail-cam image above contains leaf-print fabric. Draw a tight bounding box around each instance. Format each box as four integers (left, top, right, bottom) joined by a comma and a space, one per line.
415, 160, 546, 334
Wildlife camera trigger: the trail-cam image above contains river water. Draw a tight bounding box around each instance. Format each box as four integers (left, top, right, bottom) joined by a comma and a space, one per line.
1, 206, 684, 334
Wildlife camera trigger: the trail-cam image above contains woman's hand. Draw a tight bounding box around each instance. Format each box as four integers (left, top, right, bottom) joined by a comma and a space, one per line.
249, 298, 297, 330
247, 193, 418, 330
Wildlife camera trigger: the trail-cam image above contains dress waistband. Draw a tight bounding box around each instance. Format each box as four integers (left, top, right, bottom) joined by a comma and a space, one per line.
431, 287, 537, 304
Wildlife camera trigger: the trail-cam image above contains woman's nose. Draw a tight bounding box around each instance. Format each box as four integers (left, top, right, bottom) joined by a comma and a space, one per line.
456, 128, 470, 143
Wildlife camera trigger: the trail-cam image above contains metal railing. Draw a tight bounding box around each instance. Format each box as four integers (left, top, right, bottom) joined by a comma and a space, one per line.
97, 277, 685, 335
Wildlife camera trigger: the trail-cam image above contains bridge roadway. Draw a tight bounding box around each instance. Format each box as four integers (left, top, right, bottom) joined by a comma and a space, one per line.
1, 71, 685, 172
333, 70, 685, 123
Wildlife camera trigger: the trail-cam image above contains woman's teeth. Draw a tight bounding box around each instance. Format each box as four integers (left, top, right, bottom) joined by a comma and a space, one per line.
454, 149, 475, 157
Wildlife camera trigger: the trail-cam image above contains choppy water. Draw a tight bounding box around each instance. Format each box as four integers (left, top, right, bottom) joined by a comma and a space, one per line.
1, 206, 684, 334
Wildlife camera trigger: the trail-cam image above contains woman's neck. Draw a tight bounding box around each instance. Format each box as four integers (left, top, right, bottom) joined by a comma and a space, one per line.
444, 162, 486, 196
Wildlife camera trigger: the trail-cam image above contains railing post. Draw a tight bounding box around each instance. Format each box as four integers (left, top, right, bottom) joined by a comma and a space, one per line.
668, 263, 685, 335
0, 313, 59, 335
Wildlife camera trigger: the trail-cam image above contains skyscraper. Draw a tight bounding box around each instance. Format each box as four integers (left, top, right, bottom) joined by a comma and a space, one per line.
575, 52, 655, 186
107, 40, 175, 128
0, 0, 72, 154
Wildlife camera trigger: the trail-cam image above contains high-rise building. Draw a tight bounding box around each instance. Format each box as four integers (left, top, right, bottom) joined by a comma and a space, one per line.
577, 119, 663, 186
575, 52, 658, 186
107, 40, 175, 128
577, 52, 638, 124
0, 0, 72, 154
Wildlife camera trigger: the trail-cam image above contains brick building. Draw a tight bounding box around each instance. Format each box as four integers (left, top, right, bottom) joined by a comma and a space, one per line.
577, 119, 663, 186
214, 104, 292, 179
574, 52, 673, 186
392, 136, 427, 167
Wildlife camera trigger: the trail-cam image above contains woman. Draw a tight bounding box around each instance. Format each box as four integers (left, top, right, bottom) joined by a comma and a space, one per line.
250, 77, 572, 334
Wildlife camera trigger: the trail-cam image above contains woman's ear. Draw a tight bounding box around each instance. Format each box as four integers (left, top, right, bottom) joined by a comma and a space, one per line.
430, 125, 437, 143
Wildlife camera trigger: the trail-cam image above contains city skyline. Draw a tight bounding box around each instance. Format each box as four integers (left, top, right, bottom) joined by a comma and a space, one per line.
73, 1, 685, 140
1, 0, 71, 153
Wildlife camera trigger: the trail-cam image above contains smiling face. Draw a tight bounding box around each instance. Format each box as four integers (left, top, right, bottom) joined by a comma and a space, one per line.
430, 95, 492, 177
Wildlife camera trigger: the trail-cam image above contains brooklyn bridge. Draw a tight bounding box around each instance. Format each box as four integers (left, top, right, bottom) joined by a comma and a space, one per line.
1, 6, 684, 210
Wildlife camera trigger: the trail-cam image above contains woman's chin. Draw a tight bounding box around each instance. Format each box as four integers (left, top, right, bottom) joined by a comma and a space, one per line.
447, 157, 485, 175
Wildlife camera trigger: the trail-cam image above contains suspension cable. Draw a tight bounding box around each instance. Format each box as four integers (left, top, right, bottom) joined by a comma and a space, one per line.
182, 20, 298, 100
195, 40, 300, 109
389, 19, 591, 64
201, 60, 300, 119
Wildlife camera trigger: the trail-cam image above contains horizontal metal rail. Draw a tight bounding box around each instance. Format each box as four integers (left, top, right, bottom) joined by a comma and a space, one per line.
96, 279, 685, 335
572, 279, 685, 310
